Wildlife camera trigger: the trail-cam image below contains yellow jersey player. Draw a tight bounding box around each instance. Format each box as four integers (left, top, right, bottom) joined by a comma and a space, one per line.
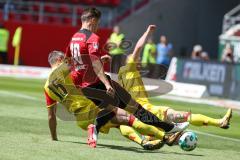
117, 25, 232, 144
44, 50, 186, 149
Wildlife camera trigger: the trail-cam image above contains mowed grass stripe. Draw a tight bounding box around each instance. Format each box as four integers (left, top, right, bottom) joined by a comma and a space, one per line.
0, 77, 240, 160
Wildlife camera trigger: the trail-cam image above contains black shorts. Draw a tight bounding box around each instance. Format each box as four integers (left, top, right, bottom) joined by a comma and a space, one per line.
81, 75, 132, 109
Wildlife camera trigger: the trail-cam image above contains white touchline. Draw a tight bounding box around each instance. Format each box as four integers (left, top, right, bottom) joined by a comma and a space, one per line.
0, 90, 44, 102
159, 95, 240, 110
189, 129, 240, 143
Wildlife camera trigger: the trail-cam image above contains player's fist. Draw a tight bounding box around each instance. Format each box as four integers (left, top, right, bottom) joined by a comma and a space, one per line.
101, 54, 112, 63
147, 25, 156, 33
105, 84, 115, 97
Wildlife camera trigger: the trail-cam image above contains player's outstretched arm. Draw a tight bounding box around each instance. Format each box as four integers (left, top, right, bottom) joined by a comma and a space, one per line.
132, 25, 156, 61
48, 105, 58, 141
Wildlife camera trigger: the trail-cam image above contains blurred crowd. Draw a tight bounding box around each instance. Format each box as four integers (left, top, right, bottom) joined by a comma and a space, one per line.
191, 43, 234, 63
108, 25, 237, 79
108, 25, 174, 77
0, 24, 237, 79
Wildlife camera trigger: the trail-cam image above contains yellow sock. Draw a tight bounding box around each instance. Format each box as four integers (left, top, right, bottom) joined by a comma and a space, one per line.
119, 125, 142, 145
131, 118, 165, 140
189, 114, 220, 127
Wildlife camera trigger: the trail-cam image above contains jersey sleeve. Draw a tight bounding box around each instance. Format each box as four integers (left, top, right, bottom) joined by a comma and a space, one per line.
88, 36, 102, 57
44, 90, 57, 108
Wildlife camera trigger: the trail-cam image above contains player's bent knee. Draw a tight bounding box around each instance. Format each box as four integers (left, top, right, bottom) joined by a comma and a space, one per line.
166, 110, 190, 123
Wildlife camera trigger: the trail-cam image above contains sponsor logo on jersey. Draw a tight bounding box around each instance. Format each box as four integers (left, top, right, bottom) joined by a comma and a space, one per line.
72, 37, 84, 41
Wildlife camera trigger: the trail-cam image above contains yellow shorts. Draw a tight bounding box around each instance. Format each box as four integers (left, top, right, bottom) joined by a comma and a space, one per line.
75, 107, 99, 130
149, 105, 169, 121
136, 98, 169, 121
99, 121, 119, 134
75, 106, 118, 134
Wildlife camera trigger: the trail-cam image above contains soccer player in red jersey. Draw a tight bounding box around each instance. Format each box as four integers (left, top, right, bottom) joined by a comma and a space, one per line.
65, 8, 189, 147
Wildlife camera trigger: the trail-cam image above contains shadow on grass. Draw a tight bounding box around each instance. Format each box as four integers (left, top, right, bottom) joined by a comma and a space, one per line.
59, 140, 204, 156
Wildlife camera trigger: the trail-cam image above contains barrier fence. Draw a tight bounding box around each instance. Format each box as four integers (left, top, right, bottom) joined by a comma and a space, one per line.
167, 58, 240, 100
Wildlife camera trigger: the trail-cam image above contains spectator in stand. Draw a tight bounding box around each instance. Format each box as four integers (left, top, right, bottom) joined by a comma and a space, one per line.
0, 23, 10, 64
156, 35, 173, 66
221, 43, 234, 63
201, 51, 210, 61
108, 25, 125, 73
141, 37, 156, 66
191, 44, 202, 60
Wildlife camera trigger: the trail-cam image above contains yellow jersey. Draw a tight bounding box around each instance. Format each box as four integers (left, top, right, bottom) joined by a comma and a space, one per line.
44, 61, 99, 129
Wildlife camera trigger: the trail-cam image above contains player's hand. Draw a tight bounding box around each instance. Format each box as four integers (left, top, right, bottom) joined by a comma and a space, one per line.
147, 25, 156, 34
101, 55, 112, 63
105, 84, 115, 97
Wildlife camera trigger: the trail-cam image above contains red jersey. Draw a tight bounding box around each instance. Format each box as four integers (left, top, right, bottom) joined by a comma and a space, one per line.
66, 29, 106, 87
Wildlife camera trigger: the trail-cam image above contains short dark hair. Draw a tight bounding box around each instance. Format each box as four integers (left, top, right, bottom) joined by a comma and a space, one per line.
81, 7, 101, 22
48, 50, 64, 66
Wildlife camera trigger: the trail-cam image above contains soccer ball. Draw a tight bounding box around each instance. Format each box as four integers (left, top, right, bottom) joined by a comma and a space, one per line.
178, 131, 198, 151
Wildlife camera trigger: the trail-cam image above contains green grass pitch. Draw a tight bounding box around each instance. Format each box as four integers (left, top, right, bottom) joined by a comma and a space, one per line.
0, 77, 239, 160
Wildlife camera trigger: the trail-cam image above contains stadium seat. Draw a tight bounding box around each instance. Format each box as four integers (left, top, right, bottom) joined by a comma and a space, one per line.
0, 10, 3, 21
58, 4, 71, 14
95, 0, 120, 7
19, 14, 39, 23
32, 15, 39, 22
110, 0, 120, 6
44, 16, 61, 24
8, 12, 17, 21
16, 4, 30, 12
95, 0, 110, 6
76, 7, 83, 15
62, 17, 72, 25
71, 0, 81, 3
81, 0, 94, 5
32, 4, 40, 12
44, 4, 58, 13
20, 14, 33, 22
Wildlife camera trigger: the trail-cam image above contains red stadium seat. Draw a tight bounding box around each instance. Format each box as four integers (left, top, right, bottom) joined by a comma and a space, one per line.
45, 16, 61, 24
95, 0, 120, 7
110, 0, 120, 6
32, 4, 40, 12
62, 17, 72, 25
82, 0, 94, 5
15, 4, 28, 12
8, 12, 17, 21
20, 14, 33, 22
0, 10, 3, 23
71, 0, 81, 3
44, 4, 57, 13
95, 0, 110, 6
19, 14, 39, 23
0, 10, 3, 21
59, 4, 71, 14
32, 15, 39, 22
76, 7, 83, 15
